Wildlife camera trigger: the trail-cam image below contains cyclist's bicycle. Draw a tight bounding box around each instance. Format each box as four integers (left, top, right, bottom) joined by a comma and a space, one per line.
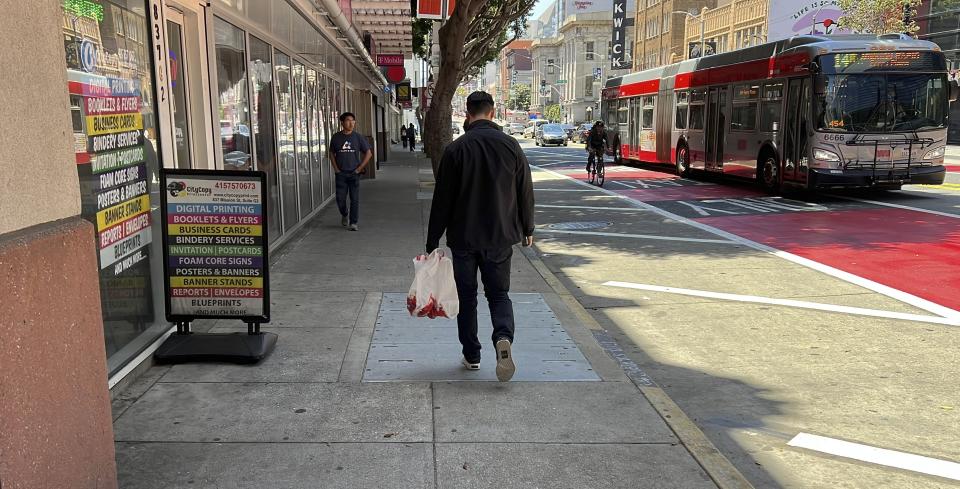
587, 147, 605, 187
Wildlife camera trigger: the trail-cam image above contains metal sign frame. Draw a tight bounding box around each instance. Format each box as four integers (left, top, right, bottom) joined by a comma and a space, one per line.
160, 168, 271, 324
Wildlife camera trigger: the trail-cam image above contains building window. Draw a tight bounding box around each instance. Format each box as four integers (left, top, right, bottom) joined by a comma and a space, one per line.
584, 75, 594, 97
663, 13, 670, 33
548, 58, 555, 74
249, 36, 282, 243
61, 0, 168, 374
646, 0, 659, 6
586, 41, 594, 60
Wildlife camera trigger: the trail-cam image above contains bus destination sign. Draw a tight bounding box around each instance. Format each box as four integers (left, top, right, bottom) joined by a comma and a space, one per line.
826, 51, 945, 73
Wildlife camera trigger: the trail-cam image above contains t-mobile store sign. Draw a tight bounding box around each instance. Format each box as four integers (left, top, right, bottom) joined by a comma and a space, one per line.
611, 0, 627, 69
376, 54, 404, 66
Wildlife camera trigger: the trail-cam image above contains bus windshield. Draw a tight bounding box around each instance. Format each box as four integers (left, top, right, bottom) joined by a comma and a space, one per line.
816, 73, 948, 133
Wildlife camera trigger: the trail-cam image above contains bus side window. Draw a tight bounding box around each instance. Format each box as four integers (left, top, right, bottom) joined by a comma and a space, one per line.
675, 91, 689, 129
689, 89, 706, 130
760, 82, 783, 132
642, 96, 655, 129
732, 84, 759, 131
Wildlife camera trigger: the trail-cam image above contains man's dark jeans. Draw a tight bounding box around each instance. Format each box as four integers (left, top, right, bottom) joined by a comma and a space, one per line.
335, 171, 360, 224
451, 247, 515, 362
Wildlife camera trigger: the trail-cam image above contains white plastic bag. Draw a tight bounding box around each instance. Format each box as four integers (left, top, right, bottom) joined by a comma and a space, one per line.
406, 249, 459, 319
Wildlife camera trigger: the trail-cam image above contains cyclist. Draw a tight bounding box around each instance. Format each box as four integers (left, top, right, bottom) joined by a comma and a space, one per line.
585, 120, 608, 175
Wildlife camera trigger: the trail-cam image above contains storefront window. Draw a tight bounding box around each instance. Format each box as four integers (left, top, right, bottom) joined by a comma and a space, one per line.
61, 0, 167, 374
319, 75, 332, 201
249, 35, 282, 243
167, 19, 191, 168
293, 61, 312, 216
214, 17, 251, 170
274, 50, 300, 229
307, 69, 324, 208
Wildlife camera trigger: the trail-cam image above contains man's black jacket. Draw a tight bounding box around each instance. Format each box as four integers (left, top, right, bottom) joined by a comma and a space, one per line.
427, 119, 535, 252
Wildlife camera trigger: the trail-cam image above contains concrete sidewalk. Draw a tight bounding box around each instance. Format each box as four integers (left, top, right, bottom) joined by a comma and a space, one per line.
110, 147, 731, 488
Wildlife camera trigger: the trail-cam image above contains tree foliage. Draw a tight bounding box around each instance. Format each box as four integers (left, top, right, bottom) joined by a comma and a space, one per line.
421, 0, 538, 170
544, 104, 562, 122
837, 0, 922, 34
412, 18, 433, 60
509, 84, 531, 111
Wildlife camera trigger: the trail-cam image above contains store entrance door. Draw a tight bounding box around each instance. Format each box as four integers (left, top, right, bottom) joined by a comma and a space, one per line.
163, 3, 214, 169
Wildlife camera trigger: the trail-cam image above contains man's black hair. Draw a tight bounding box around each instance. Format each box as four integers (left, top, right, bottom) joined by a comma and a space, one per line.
466, 91, 495, 116
339, 112, 356, 122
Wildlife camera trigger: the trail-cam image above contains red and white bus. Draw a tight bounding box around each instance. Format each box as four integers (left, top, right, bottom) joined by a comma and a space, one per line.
600, 34, 958, 191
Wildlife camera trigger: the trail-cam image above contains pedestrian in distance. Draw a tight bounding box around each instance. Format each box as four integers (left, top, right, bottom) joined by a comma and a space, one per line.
401, 126, 407, 148
329, 112, 372, 232
426, 91, 535, 382
407, 123, 417, 151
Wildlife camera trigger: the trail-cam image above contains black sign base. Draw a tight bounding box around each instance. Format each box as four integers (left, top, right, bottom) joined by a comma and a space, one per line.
154, 332, 278, 364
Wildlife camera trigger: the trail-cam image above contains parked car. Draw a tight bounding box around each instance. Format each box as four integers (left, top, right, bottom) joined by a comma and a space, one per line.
503, 122, 525, 135
523, 119, 548, 138
576, 123, 594, 143
536, 123, 568, 147
560, 124, 576, 141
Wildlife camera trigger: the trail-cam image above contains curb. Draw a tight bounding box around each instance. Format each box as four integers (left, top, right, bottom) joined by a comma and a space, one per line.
521, 247, 755, 489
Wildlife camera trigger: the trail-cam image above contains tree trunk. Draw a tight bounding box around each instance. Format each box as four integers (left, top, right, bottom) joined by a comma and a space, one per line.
422, 2, 476, 176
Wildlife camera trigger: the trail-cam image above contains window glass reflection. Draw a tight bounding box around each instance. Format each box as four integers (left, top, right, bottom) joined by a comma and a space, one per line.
214, 17, 251, 170
249, 35, 282, 242
274, 50, 299, 229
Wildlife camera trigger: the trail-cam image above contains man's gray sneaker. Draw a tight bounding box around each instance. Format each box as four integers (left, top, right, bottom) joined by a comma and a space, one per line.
495, 338, 515, 382
349, 224, 359, 231
461, 357, 480, 370
341, 215, 348, 227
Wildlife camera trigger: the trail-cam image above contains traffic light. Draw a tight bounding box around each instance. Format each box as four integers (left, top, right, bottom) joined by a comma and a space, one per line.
541, 79, 546, 88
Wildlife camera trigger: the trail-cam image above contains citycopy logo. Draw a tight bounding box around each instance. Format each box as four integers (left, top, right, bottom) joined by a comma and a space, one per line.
167, 181, 187, 196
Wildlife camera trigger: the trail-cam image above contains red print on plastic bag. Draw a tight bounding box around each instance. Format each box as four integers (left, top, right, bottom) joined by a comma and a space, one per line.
407, 250, 459, 319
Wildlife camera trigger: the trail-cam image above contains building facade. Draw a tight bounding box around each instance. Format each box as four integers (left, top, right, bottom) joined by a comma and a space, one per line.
917, 0, 960, 142
499, 40, 534, 111
683, 0, 766, 59
558, 11, 636, 123
530, 37, 564, 114
634, 0, 717, 69
3, 1, 405, 486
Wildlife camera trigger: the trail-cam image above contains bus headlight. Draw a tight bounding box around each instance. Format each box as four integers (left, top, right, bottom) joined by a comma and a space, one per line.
813, 148, 841, 161
922, 147, 945, 160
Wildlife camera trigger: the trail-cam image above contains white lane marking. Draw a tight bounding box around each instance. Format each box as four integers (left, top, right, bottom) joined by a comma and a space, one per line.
536, 204, 652, 211
788, 433, 960, 481
832, 195, 960, 220
539, 229, 737, 245
613, 181, 637, 189
603, 281, 960, 326
529, 163, 960, 320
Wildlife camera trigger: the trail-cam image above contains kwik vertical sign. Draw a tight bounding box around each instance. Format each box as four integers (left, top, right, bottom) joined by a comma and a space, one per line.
611, 0, 627, 69
160, 169, 270, 322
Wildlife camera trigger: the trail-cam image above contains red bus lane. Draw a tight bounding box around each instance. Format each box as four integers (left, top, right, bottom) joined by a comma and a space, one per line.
550, 161, 960, 314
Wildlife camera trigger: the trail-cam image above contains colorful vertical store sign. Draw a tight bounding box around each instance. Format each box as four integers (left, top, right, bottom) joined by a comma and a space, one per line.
68, 69, 153, 276
160, 169, 270, 322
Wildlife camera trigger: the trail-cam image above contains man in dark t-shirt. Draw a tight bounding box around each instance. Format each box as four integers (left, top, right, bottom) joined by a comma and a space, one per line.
329, 112, 372, 231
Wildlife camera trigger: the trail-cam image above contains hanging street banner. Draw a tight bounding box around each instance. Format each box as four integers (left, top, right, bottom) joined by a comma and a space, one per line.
611, 0, 627, 69
160, 169, 270, 323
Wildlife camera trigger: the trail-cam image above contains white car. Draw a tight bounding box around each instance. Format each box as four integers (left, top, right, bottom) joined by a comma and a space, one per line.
503, 122, 525, 135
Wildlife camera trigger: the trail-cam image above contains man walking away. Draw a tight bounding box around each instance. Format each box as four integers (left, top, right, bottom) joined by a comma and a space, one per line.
426, 91, 535, 382
401, 125, 407, 148
407, 123, 417, 151
329, 112, 372, 231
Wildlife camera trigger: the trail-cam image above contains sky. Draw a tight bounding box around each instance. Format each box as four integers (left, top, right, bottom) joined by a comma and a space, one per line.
529, 0, 552, 20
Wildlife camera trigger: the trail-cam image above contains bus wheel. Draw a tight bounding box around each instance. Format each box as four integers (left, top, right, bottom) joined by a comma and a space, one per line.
760, 152, 781, 193
614, 144, 623, 166
676, 145, 690, 177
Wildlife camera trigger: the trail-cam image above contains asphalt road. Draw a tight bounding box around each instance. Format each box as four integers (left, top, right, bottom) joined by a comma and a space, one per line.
518, 137, 960, 488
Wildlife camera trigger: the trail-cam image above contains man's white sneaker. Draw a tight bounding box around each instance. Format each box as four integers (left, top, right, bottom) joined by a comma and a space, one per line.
495, 338, 515, 382
349, 224, 359, 231
461, 357, 480, 370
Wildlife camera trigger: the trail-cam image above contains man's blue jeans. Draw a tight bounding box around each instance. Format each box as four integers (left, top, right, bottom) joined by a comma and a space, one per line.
451, 247, 515, 362
335, 171, 360, 224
